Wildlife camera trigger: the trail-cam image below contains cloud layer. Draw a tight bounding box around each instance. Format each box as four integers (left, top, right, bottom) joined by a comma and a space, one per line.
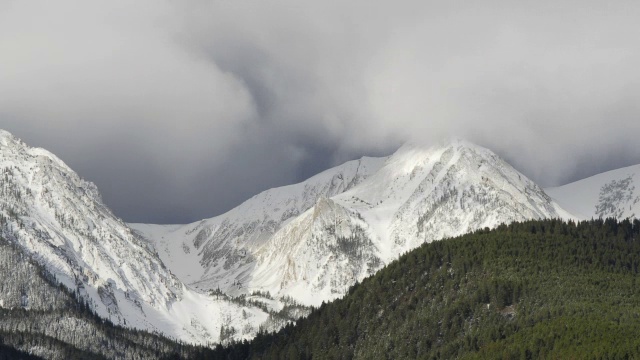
1, 0, 639, 223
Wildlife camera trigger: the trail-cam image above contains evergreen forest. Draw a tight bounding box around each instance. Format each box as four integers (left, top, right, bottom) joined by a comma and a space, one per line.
212, 218, 640, 359
4, 218, 640, 359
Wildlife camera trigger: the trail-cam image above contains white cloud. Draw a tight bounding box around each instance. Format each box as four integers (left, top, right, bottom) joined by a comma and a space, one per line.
1, 0, 639, 222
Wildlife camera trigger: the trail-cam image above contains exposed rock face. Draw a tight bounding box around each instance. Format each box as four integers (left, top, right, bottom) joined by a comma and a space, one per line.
596, 175, 639, 219
546, 163, 640, 220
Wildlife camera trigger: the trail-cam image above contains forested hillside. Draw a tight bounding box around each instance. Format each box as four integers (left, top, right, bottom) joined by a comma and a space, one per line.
213, 218, 640, 359
4, 218, 640, 359
0, 236, 215, 359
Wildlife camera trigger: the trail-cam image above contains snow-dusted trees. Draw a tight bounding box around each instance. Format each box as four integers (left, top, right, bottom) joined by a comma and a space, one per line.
0, 236, 214, 359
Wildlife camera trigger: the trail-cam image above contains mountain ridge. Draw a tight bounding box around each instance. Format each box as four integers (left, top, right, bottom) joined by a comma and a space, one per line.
209, 218, 640, 359
132, 138, 571, 306
5, 127, 637, 347
0, 129, 270, 345
546, 163, 640, 220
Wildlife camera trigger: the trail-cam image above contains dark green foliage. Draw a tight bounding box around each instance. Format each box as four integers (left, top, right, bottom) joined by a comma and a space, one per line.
0, 342, 44, 360
214, 218, 640, 359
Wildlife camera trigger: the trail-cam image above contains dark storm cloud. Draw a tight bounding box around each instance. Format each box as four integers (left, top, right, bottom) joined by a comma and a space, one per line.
1, 0, 639, 223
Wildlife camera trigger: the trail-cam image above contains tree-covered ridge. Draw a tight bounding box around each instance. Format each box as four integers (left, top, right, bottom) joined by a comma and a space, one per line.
213, 218, 640, 359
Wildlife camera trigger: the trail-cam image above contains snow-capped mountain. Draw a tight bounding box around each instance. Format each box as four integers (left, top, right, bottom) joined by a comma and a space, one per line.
130, 156, 384, 300
546, 164, 640, 220
2, 127, 589, 345
0, 129, 268, 345
133, 139, 571, 306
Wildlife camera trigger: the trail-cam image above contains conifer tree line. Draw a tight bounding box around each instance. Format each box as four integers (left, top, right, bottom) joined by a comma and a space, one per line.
3, 218, 640, 359
212, 218, 640, 359
0, 236, 215, 359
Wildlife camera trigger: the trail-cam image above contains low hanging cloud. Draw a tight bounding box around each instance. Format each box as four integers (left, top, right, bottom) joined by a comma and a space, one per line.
1, 0, 639, 223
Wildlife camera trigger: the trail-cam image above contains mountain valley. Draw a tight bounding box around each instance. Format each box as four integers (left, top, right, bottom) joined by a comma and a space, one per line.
1, 128, 639, 358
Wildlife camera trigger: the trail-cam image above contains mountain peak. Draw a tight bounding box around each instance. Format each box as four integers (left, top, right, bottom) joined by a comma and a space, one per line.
0, 128, 15, 138
396, 137, 489, 157
363, 138, 495, 193
0, 129, 20, 145
134, 135, 568, 307
0, 128, 76, 175
0, 129, 271, 344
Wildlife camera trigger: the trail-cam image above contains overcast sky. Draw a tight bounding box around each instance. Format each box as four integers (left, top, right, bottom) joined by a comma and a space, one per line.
1, 0, 639, 224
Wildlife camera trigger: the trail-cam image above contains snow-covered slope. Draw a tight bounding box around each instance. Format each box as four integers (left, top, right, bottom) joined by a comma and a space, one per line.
134, 139, 570, 306
130, 156, 385, 292
546, 164, 640, 220
0, 130, 268, 345
247, 197, 383, 305
337, 141, 572, 258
